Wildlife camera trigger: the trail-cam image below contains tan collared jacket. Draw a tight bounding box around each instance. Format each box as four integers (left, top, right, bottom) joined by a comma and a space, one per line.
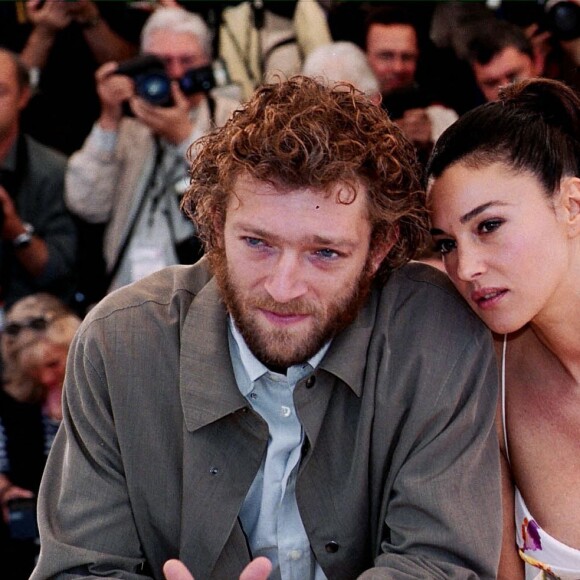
32, 260, 501, 579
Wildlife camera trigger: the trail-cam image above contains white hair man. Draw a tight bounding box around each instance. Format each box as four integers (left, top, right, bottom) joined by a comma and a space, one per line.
65, 7, 239, 296
302, 41, 381, 104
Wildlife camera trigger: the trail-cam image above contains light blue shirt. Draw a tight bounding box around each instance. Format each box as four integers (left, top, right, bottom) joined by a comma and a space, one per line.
228, 318, 330, 580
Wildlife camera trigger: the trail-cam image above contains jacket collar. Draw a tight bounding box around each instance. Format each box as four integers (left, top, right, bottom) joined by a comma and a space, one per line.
179, 276, 380, 431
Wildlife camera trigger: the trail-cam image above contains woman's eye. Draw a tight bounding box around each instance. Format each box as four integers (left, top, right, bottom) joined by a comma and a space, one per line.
479, 219, 503, 234
433, 239, 456, 255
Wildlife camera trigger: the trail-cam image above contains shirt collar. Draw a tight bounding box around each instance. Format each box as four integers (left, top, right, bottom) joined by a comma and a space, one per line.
228, 316, 330, 396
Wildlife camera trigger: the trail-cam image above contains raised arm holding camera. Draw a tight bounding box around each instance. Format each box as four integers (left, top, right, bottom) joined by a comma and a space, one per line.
65, 7, 239, 297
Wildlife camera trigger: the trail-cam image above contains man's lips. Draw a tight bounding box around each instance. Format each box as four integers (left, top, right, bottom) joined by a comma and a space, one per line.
470, 288, 508, 309
259, 309, 310, 325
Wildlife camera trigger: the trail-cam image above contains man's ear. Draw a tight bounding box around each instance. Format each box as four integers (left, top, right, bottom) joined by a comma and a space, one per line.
18, 86, 31, 112
560, 176, 580, 237
369, 225, 399, 275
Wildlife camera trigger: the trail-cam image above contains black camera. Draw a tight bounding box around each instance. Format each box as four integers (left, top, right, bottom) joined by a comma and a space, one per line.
115, 54, 217, 107
381, 85, 432, 121
7, 497, 38, 541
540, 0, 580, 41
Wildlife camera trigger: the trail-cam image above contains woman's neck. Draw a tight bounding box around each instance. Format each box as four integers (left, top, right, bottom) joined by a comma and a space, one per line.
42, 386, 63, 422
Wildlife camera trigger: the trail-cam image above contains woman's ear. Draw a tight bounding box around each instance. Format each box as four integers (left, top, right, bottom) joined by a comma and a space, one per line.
560, 176, 580, 237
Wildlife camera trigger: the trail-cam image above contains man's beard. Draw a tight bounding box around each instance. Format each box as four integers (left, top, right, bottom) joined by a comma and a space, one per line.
210, 249, 375, 372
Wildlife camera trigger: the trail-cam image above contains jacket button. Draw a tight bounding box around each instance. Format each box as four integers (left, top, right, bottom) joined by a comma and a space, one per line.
305, 376, 316, 389
325, 541, 339, 553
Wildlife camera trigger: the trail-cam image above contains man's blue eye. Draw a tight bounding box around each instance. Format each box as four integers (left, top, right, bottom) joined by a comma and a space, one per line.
315, 249, 338, 259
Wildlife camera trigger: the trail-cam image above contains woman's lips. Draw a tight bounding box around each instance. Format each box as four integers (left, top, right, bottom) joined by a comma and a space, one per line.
470, 288, 508, 309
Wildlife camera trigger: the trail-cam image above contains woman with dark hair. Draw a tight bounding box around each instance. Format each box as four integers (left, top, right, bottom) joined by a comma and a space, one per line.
426, 77, 580, 579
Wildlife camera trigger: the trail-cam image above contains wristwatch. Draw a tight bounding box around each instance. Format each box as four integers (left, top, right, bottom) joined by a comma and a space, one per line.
12, 223, 35, 249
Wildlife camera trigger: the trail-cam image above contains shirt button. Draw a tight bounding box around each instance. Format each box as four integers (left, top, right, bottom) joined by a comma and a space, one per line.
280, 405, 291, 418
305, 376, 316, 389
325, 541, 339, 553
249, 392, 258, 400
288, 549, 302, 561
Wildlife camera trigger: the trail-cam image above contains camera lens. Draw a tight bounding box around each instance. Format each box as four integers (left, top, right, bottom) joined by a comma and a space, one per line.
179, 66, 216, 96
135, 72, 172, 106
546, 1, 580, 41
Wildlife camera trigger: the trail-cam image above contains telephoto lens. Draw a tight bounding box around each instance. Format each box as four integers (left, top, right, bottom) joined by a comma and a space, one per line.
543, 0, 580, 41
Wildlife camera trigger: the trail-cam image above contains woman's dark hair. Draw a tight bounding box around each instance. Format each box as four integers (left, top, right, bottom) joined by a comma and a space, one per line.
427, 78, 580, 196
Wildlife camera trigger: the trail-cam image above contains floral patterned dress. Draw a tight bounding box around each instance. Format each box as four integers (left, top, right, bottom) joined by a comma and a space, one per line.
502, 336, 580, 580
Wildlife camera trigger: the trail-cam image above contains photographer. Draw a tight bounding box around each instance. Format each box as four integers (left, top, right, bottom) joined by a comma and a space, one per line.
0, 49, 77, 309
364, 6, 458, 167
65, 7, 239, 296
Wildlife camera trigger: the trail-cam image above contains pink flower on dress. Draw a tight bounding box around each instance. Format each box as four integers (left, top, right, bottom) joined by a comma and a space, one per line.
522, 518, 542, 551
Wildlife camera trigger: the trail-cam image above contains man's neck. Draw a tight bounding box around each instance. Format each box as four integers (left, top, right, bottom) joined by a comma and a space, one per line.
0, 124, 19, 163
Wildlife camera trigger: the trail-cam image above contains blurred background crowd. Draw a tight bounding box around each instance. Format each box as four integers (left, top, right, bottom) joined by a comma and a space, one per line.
0, 0, 577, 576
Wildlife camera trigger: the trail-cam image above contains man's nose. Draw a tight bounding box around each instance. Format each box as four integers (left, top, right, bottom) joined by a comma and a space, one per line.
392, 56, 406, 73
264, 253, 308, 303
165, 60, 186, 80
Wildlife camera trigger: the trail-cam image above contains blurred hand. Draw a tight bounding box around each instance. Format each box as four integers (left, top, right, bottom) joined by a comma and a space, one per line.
396, 108, 433, 148
129, 81, 195, 144
26, 0, 72, 33
0, 485, 35, 525
0, 186, 26, 241
163, 557, 272, 580
95, 61, 135, 128
65, 0, 100, 24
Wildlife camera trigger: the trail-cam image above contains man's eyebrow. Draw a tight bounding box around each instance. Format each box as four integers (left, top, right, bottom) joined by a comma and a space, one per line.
235, 225, 357, 249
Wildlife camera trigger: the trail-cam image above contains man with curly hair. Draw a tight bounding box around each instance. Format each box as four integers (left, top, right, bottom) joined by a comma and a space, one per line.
31, 77, 501, 580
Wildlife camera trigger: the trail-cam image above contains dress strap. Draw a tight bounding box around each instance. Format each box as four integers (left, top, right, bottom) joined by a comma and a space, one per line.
501, 334, 510, 465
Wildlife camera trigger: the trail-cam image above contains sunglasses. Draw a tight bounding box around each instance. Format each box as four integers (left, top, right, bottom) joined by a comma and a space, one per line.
4, 317, 51, 337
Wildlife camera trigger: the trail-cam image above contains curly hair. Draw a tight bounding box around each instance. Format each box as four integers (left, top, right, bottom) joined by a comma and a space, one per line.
182, 76, 429, 278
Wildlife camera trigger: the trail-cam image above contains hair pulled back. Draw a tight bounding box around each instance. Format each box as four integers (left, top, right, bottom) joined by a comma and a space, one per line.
427, 78, 580, 196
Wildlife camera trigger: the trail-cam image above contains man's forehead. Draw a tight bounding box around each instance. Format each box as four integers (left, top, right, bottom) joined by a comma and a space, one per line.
144, 30, 203, 54
230, 173, 368, 201
368, 23, 418, 49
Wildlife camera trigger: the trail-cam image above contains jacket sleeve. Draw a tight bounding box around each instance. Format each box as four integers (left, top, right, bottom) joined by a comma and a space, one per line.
65, 124, 122, 224
362, 320, 502, 579
31, 324, 152, 580
28, 168, 77, 288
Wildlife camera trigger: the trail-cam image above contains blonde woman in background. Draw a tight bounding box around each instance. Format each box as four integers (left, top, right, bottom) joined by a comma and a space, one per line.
0, 293, 80, 579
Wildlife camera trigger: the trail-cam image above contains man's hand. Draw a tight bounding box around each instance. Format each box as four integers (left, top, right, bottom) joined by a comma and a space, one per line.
129, 81, 195, 145
163, 557, 272, 580
64, 0, 100, 25
0, 186, 26, 241
95, 61, 135, 130
26, 0, 72, 33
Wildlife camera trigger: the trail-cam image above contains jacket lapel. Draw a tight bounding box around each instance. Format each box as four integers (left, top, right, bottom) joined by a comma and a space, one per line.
178, 279, 269, 578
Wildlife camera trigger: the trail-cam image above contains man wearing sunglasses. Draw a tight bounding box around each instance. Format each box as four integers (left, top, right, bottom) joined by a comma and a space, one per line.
64, 6, 239, 302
